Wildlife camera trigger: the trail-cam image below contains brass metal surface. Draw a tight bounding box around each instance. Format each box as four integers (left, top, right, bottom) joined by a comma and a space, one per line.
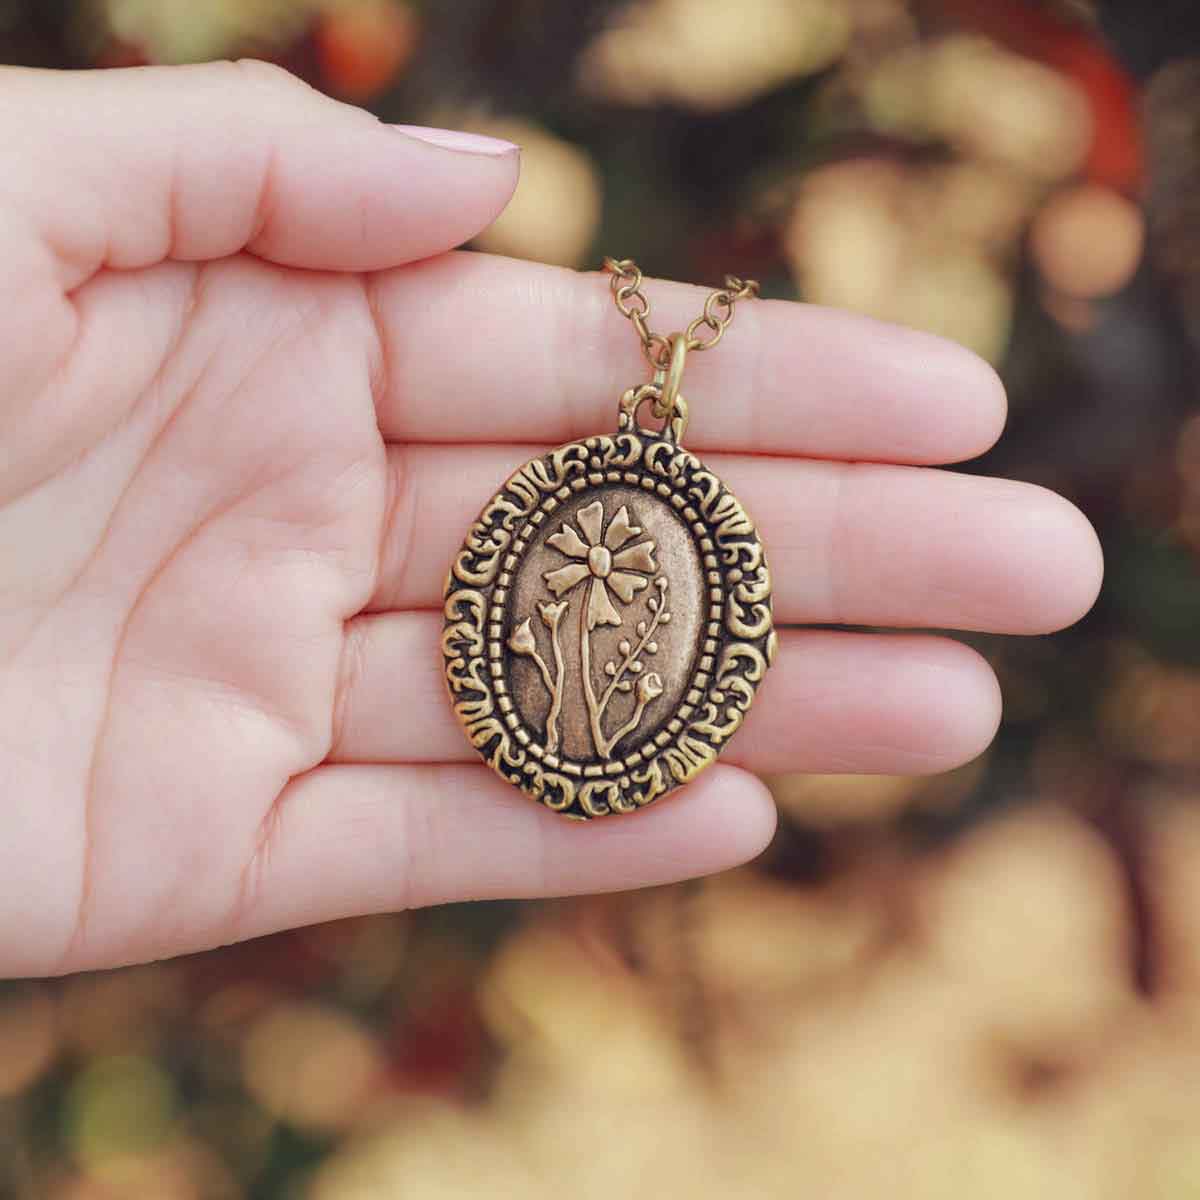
602, 257, 760, 371
441, 260, 773, 817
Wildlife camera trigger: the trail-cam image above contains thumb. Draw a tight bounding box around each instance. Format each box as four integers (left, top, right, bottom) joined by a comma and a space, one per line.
0, 60, 520, 284
0, 61, 519, 502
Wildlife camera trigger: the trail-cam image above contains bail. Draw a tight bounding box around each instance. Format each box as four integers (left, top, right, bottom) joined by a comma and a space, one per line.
620, 332, 690, 444
652, 332, 689, 421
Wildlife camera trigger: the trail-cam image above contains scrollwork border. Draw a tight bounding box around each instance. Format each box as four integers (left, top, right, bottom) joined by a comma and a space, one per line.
442, 431, 775, 819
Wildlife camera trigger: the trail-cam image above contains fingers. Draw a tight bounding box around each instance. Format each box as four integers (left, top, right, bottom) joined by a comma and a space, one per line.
231, 764, 777, 941
367, 251, 1007, 462
0, 63, 519, 286
0, 63, 517, 498
332, 613, 1001, 775
370, 445, 1104, 633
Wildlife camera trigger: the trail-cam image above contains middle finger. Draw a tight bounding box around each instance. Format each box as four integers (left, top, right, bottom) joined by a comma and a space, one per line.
369, 444, 1102, 633
331, 612, 1001, 775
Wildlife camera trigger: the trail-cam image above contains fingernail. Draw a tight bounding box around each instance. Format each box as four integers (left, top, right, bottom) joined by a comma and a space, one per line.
392, 125, 519, 156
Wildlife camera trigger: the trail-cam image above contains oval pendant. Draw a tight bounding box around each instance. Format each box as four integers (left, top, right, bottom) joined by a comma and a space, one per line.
442, 389, 775, 819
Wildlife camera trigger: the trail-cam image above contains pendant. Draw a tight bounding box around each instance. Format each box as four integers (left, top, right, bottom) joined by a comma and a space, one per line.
442, 347, 775, 819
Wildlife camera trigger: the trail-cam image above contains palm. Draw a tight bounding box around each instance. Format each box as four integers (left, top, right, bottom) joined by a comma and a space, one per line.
0, 62, 1103, 977
4, 255, 387, 971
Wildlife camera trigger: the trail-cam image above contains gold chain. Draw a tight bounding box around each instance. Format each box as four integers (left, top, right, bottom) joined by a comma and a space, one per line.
603, 257, 760, 373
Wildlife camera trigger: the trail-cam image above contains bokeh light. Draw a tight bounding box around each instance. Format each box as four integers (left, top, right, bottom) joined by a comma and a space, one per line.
464, 117, 603, 268
242, 1002, 383, 1132
0, 985, 58, 1096
1, 1, 1198, 1195
578, 0, 851, 110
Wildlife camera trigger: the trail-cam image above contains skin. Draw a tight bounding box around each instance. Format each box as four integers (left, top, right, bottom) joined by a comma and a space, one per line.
0, 62, 1103, 978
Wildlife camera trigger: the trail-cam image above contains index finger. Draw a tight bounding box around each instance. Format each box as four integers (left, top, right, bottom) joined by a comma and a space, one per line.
369, 251, 1008, 464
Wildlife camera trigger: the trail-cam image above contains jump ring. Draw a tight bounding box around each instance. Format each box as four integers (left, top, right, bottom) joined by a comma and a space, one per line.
646, 332, 673, 371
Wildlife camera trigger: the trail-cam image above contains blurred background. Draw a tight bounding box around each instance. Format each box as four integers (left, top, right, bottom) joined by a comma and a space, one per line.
2, 0, 1200, 1196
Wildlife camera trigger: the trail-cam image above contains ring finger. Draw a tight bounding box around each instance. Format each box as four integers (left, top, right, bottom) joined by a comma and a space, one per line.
331, 612, 1001, 775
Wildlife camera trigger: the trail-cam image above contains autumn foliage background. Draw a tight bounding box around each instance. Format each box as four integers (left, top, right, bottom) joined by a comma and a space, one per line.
2, 1, 1200, 1196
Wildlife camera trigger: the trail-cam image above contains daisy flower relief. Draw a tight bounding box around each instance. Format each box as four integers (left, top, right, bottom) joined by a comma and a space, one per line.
543, 500, 658, 629
508, 498, 672, 759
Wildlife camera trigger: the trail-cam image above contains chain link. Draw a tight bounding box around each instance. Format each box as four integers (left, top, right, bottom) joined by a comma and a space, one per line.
603, 256, 760, 372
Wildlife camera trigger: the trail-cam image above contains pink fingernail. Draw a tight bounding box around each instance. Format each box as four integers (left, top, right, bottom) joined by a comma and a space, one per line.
392, 125, 519, 156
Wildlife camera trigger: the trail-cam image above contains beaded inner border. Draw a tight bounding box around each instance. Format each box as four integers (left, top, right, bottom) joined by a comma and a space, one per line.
442, 430, 775, 819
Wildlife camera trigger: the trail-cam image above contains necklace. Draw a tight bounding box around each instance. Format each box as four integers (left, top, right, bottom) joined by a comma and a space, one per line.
442, 258, 775, 818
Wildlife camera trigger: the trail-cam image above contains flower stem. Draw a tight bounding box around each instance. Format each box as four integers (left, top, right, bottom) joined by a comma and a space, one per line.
545, 616, 564, 754
604, 695, 652, 754
579, 594, 609, 758
597, 584, 667, 714
528, 647, 555, 698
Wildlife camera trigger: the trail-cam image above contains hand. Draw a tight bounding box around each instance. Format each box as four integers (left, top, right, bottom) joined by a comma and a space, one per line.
0, 62, 1102, 977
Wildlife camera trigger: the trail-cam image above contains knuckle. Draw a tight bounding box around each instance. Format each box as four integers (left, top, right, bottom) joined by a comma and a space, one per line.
223, 58, 379, 129
226, 57, 312, 96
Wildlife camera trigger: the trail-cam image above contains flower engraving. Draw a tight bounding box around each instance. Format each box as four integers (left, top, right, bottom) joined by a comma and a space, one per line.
543, 500, 657, 630
510, 498, 670, 761
507, 603, 568, 752
507, 618, 536, 657
538, 600, 568, 626
637, 672, 664, 703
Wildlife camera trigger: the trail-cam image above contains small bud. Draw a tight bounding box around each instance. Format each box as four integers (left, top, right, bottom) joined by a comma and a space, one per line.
604, 661, 616, 676
637, 621, 647, 636
507, 618, 536, 656
619, 640, 631, 656
618, 680, 633, 692
659, 612, 671, 624
538, 600, 567, 628
646, 642, 658, 654
631, 661, 643, 673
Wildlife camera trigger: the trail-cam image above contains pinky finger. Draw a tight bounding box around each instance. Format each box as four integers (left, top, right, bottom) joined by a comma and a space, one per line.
234, 764, 776, 942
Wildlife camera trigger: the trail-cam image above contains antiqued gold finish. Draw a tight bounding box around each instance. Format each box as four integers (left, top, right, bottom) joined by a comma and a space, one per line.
656, 332, 689, 421
603, 256, 761, 372
442, 259, 774, 818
